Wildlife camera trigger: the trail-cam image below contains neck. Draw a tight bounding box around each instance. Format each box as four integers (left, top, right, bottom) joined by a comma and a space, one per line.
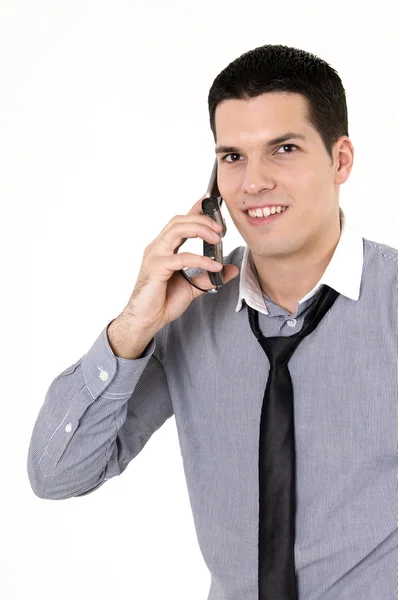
251, 210, 342, 315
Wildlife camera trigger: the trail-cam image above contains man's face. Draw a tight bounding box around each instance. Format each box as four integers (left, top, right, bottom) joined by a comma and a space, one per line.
214, 91, 351, 259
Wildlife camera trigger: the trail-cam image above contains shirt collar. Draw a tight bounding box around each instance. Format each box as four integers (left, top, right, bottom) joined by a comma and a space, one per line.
235, 208, 364, 315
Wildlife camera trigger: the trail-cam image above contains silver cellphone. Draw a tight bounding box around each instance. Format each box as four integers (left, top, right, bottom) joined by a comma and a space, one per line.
201, 158, 227, 289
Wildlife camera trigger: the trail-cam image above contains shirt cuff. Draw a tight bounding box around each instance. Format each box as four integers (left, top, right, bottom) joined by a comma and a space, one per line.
81, 319, 156, 399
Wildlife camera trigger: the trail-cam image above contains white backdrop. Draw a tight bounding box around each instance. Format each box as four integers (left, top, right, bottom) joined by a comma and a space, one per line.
2, 1, 397, 598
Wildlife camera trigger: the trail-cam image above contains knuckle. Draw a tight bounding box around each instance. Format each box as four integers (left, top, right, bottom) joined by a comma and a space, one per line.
178, 252, 189, 266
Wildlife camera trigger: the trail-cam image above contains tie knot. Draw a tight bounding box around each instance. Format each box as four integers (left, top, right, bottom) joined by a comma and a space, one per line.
256, 334, 301, 367
247, 284, 340, 368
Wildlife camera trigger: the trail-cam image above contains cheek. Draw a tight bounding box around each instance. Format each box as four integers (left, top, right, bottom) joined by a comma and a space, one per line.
286, 166, 324, 196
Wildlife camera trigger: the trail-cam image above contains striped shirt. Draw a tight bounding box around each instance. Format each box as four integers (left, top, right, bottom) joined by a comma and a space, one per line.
27, 209, 398, 599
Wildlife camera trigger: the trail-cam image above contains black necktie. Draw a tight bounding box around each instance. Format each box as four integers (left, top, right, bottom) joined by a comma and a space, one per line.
247, 284, 340, 600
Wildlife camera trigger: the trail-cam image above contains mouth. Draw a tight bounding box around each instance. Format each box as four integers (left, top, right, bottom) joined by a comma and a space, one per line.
244, 206, 289, 226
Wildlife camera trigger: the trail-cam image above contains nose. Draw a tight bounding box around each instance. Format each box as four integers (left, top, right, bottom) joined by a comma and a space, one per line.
241, 161, 276, 195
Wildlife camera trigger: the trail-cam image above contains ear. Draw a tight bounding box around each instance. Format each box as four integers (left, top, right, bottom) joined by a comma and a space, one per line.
334, 137, 354, 185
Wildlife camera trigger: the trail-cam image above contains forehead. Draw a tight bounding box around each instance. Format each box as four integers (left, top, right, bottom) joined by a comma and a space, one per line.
214, 92, 316, 142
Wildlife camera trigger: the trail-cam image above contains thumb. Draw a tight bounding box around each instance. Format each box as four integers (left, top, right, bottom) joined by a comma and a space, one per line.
221, 264, 240, 282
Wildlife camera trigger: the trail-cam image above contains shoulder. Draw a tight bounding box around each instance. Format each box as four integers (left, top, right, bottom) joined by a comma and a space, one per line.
223, 245, 246, 267
363, 237, 398, 263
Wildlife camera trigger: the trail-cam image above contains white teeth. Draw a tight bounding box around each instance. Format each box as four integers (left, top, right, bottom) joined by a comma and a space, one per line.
248, 206, 287, 218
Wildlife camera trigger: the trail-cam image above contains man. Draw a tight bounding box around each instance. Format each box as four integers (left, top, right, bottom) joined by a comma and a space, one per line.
27, 44, 398, 599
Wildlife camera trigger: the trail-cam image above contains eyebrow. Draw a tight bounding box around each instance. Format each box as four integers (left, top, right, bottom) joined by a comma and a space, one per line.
215, 132, 308, 155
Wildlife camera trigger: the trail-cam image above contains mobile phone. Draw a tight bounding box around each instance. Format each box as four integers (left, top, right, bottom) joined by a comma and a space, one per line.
201, 158, 227, 289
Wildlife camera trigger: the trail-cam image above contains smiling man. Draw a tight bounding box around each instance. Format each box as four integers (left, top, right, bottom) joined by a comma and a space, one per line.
28, 44, 397, 600
214, 91, 354, 313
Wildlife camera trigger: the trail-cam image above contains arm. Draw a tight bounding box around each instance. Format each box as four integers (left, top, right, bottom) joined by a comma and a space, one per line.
26, 319, 173, 500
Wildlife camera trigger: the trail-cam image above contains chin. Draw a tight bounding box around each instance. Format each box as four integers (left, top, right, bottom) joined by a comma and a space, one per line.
251, 238, 299, 258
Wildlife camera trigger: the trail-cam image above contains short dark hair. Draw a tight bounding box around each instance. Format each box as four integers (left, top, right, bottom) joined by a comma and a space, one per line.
208, 44, 349, 165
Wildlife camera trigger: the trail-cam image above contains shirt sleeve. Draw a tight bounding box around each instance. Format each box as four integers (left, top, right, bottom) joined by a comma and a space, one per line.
26, 318, 173, 500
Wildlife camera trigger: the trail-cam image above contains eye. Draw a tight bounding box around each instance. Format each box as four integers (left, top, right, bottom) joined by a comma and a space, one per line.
221, 153, 242, 163
275, 144, 298, 154
221, 144, 298, 163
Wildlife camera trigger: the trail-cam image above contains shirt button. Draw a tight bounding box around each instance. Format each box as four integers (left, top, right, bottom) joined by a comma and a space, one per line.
99, 369, 109, 381
287, 318, 297, 327
65, 423, 72, 433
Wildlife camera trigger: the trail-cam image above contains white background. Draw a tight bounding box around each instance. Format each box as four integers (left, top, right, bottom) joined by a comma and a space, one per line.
2, 1, 397, 598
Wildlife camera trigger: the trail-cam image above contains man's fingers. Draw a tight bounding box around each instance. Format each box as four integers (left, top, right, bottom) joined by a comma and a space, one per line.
187, 194, 207, 216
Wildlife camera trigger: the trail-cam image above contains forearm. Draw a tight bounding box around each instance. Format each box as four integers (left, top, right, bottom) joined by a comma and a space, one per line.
107, 316, 155, 360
